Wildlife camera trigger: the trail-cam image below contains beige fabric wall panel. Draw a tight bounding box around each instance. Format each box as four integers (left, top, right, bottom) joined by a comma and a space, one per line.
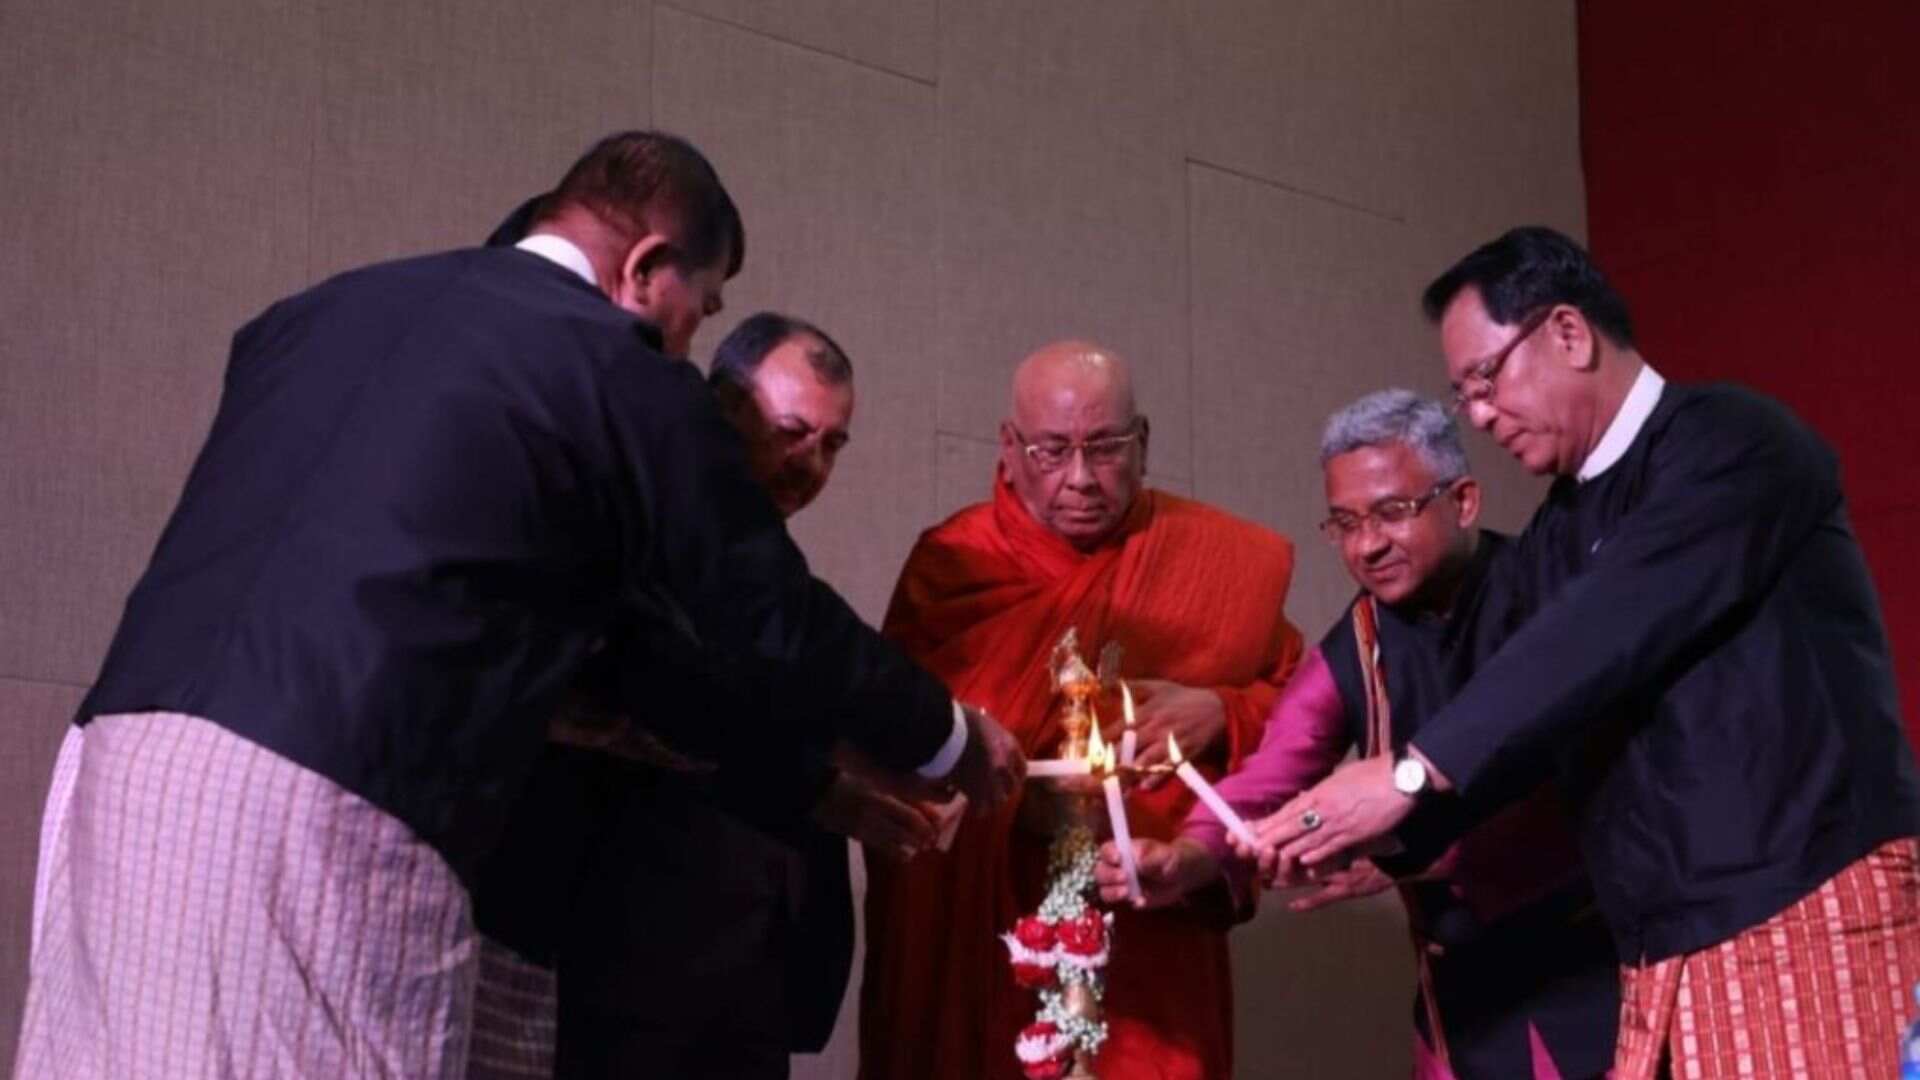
933, 0, 1194, 484
934, 432, 1003, 524
1396, 0, 1586, 241
0, 7, 316, 688
310, 0, 653, 276
1233, 891, 1420, 1079
1185, 0, 1415, 219
655, 5, 939, 623
1, 0, 313, 69
0, 678, 88, 1073
1186, 0, 1586, 241
661, 0, 936, 84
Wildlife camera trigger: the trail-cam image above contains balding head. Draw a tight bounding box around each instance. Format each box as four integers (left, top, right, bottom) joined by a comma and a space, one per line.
1010, 340, 1136, 428
999, 340, 1149, 551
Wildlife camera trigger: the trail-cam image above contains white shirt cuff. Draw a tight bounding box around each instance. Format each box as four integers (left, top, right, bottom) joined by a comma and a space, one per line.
917, 701, 969, 779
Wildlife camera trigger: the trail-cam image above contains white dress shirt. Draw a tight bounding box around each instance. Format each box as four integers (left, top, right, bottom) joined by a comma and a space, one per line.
1579, 363, 1666, 483
514, 233, 597, 288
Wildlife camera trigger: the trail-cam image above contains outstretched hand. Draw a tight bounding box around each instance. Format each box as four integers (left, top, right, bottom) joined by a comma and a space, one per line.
947, 704, 1025, 815
1254, 755, 1415, 883
811, 771, 940, 861
1281, 856, 1393, 912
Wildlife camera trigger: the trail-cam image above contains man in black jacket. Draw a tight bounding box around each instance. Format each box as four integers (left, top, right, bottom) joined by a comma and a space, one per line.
470, 312, 941, 1080
1260, 227, 1920, 1079
14, 131, 1021, 1080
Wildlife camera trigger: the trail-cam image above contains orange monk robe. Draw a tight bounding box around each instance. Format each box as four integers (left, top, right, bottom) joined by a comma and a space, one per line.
860, 478, 1303, 1080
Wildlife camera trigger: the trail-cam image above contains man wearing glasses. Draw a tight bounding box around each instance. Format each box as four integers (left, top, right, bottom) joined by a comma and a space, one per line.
1097, 389, 1618, 1078
1262, 227, 1920, 1078
860, 340, 1304, 1079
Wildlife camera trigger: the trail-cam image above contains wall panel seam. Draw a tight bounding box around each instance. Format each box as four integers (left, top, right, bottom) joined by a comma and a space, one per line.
1182, 150, 1197, 496
654, 1, 936, 88
1185, 156, 1405, 225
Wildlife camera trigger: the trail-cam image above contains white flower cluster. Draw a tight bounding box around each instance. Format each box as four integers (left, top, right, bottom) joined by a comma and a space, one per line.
1038, 987, 1109, 1054
1037, 825, 1097, 923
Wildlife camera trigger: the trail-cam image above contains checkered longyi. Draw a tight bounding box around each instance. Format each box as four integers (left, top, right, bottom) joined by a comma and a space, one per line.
12, 712, 478, 1080
1613, 837, 1920, 1080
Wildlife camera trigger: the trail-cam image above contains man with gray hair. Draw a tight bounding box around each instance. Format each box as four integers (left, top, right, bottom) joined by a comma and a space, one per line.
1101, 389, 1617, 1078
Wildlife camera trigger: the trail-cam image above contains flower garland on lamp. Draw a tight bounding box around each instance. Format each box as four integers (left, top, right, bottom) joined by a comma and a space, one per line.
1002, 826, 1113, 1079
999, 628, 1120, 1080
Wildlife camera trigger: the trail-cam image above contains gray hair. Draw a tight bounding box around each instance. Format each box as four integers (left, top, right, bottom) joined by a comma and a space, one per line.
1319, 389, 1469, 482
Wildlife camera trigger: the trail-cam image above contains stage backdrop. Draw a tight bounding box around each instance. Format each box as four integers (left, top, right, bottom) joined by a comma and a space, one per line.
1578, 0, 1920, 743
0, 1, 1582, 1075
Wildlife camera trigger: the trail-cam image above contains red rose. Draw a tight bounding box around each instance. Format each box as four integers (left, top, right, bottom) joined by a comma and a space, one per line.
1014, 916, 1057, 952
1011, 961, 1057, 989
1056, 909, 1106, 955
1017, 1023, 1070, 1080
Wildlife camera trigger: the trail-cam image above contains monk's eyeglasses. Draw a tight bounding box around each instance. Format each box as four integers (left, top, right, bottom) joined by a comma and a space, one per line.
1448, 308, 1550, 416
1319, 482, 1454, 543
1012, 421, 1143, 473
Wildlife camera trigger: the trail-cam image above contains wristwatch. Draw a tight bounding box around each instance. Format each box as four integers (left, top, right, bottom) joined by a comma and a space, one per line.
1391, 753, 1430, 797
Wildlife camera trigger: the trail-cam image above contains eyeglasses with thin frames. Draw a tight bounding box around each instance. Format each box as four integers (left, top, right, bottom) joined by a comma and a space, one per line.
1011, 421, 1143, 473
1449, 308, 1551, 416
1319, 482, 1455, 543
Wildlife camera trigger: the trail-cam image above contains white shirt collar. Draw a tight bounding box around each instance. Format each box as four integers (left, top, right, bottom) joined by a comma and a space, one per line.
1578, 363, 1666, 483
514, 233, 597, 289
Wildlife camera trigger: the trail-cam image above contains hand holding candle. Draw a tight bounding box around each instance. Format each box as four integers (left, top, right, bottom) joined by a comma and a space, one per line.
1167, 734, 1259, 849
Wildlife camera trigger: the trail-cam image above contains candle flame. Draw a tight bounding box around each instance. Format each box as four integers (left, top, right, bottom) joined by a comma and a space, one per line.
1167, 733, 1185, 765
1121, 680, 1136, 729
1087, 717, 1118, 774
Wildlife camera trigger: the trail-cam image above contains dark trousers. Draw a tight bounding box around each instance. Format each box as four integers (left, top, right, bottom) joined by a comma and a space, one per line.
555, 997, 789, 1080
553, 773, 804, 1080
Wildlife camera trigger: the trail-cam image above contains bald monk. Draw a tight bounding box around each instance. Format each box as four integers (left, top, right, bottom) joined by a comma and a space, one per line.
859, 342, 1304, 1079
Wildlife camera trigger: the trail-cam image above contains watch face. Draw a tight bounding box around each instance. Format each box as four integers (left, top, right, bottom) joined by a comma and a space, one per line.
1393, 757, 1427, 794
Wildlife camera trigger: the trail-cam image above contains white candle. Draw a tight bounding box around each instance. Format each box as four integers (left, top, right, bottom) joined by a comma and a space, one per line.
1103, 771, 1143, 904
1175, 762, 1258, 848
1167, 734, 1258, 848
1027, 758, 1092, 778
1119, 681, 1138, 768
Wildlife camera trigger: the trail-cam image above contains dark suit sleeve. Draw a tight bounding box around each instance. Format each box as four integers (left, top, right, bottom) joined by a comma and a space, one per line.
1412, 391, 1840, 799
704, 749, 839, 839
567, 632, 844, 825
598, 351, 955, 773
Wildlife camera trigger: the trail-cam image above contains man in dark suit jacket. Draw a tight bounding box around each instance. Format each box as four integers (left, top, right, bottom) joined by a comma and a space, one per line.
472, 312, 944, 1079
591, 312, 953, 1076
14, 131, 1022, 1080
